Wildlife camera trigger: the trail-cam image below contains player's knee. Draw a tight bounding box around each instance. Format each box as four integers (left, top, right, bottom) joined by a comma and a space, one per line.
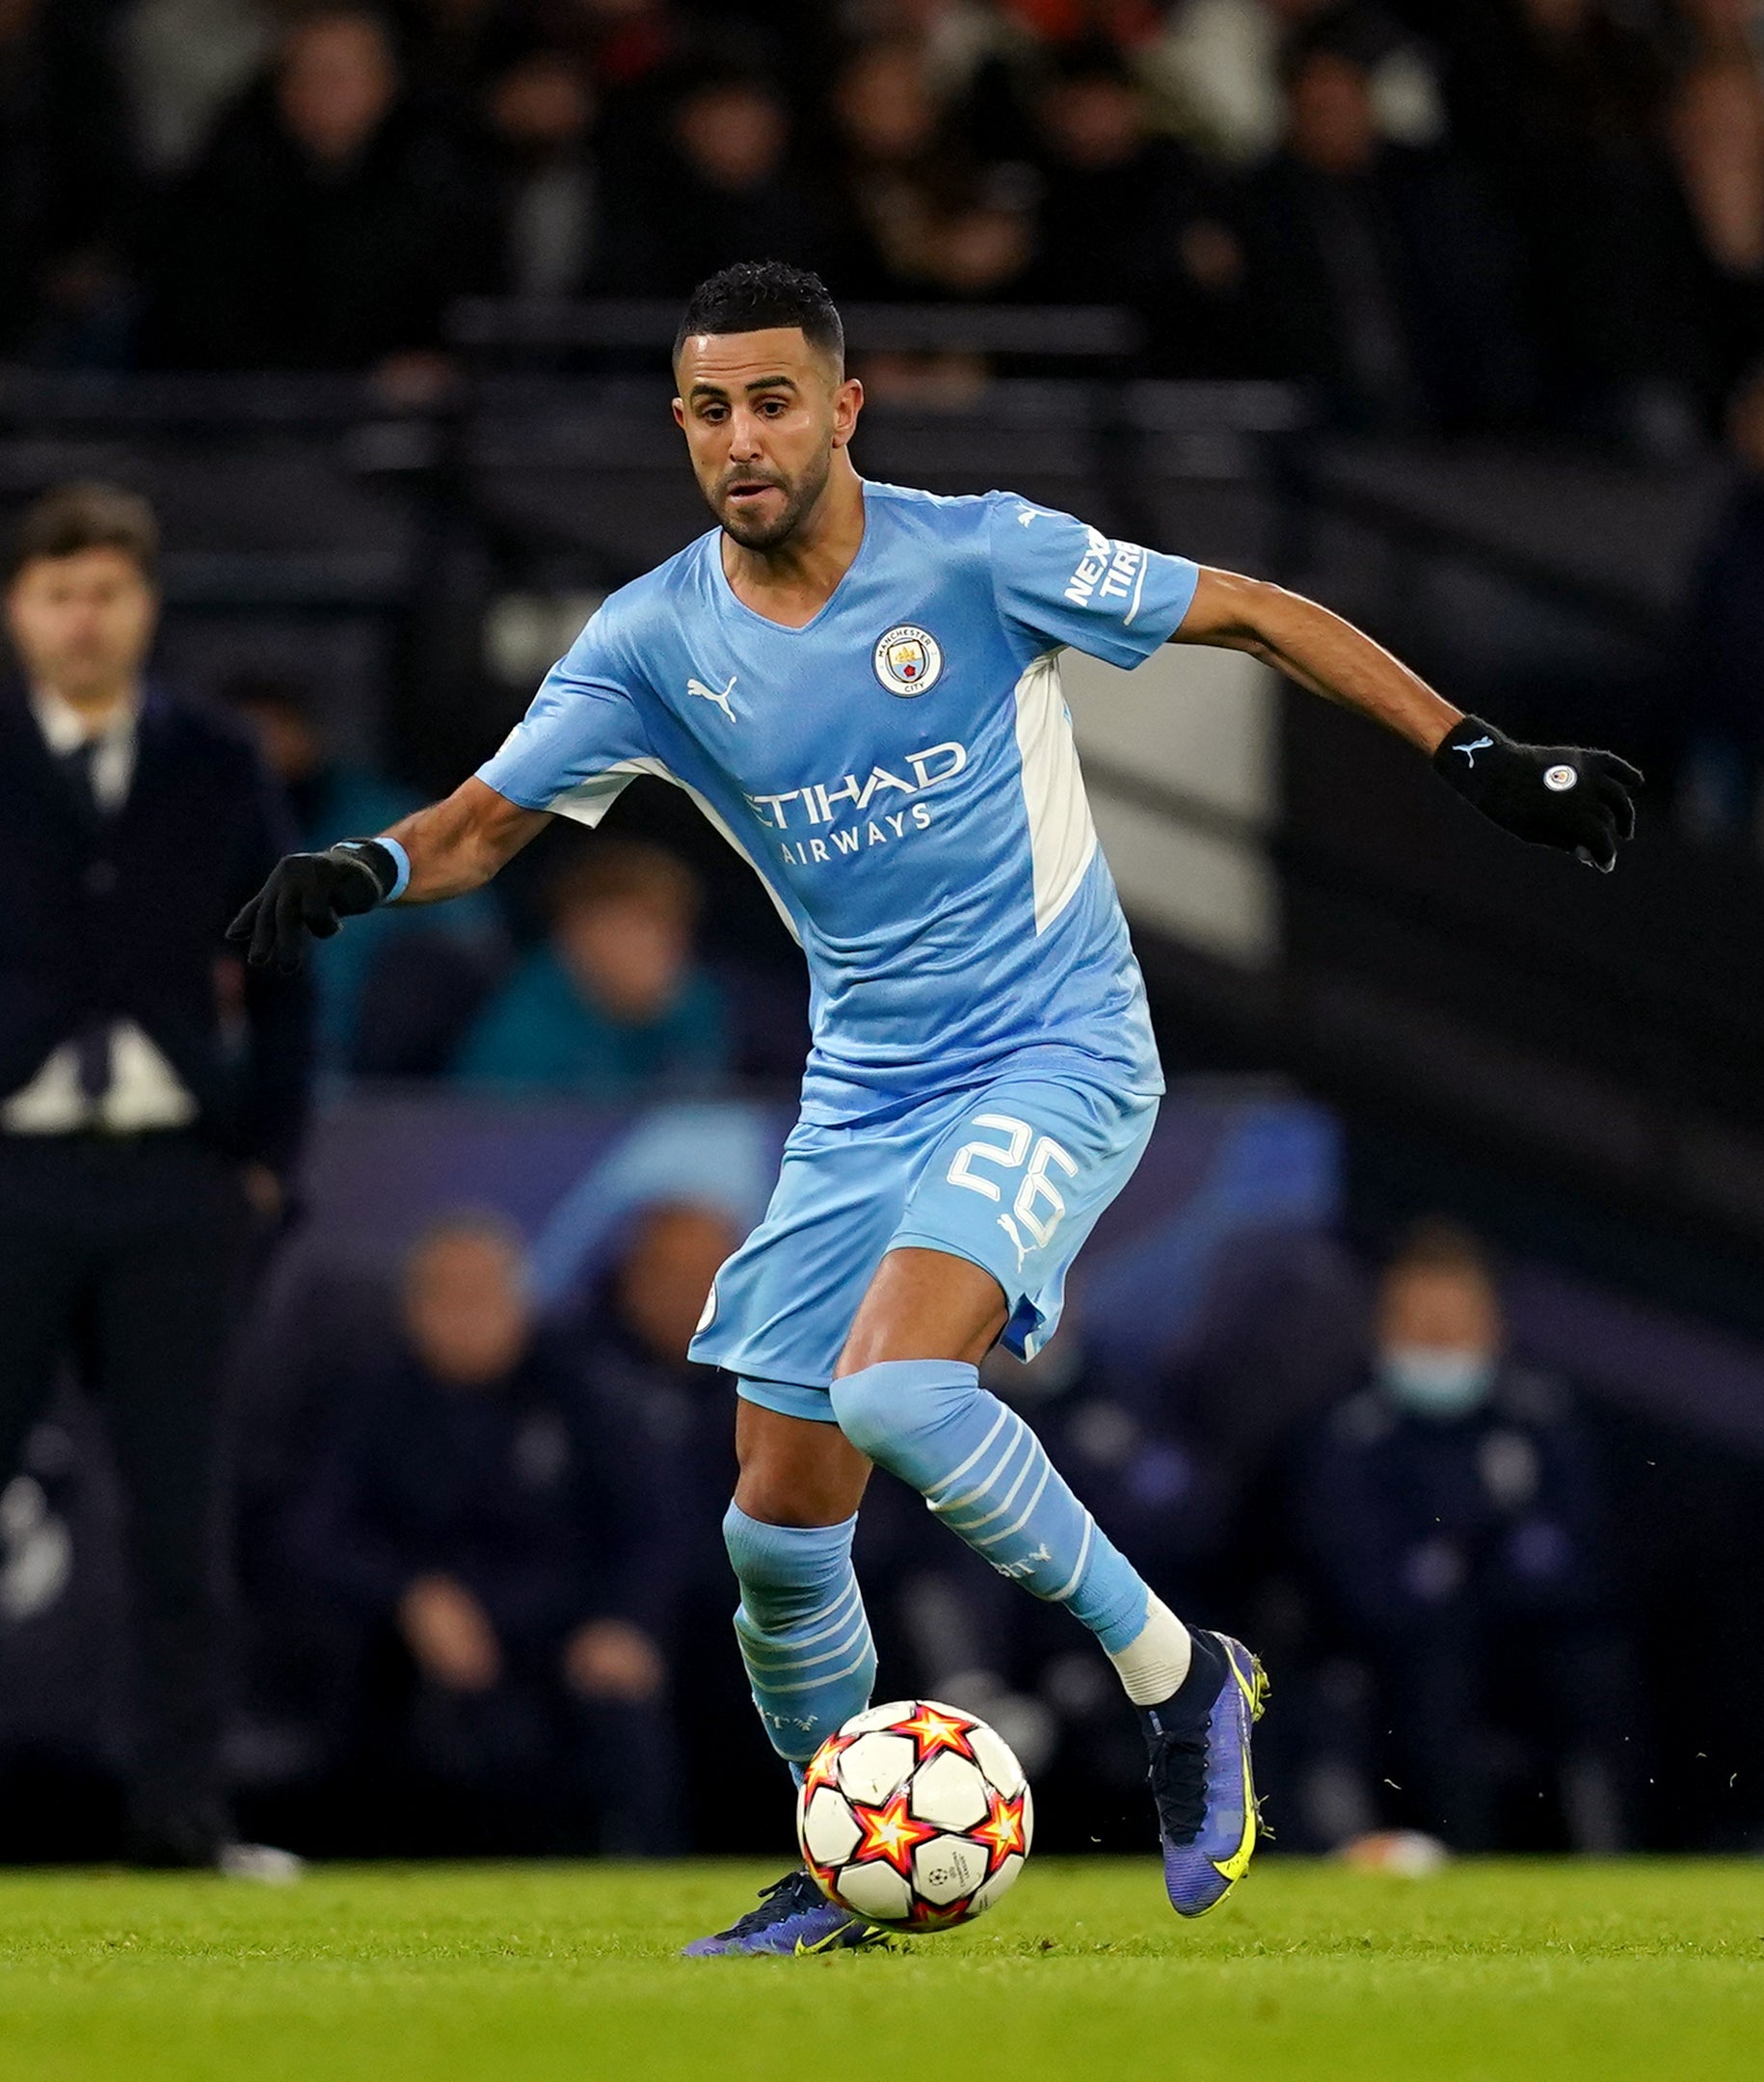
723, 1499, 787, 1588
827, 1365, 896, 1460
722, 1499, 853, 1591
829, 1358, 959, 1462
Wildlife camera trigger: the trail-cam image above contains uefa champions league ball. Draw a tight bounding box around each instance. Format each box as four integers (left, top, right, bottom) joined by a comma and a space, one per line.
796, 1698, 1033, 1930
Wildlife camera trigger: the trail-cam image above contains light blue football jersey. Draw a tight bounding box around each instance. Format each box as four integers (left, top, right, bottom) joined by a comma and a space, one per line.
477, 482, 1200, 1124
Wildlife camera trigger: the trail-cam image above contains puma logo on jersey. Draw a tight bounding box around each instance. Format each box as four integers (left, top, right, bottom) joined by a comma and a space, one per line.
686, 673, 737, 722
1455, 734, 1494, 765
997, 1211, 1031, 1273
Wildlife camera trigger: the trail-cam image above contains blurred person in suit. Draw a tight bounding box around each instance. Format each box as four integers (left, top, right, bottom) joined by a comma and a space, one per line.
0, 482, 311, 1867
1294, 1219, 1638, 1852
1428, 0, 1710, 454
138, 4, 492, 376
618, 67, 837, 297
473, 40, 605, 300
287, 1213, 680, 1852
1235, 28, 1532, 431
1028, 40, 1247, 374
0, 0, 138, 363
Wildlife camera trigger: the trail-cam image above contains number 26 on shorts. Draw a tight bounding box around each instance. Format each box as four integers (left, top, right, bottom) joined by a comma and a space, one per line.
946, 1113, 1079, 1258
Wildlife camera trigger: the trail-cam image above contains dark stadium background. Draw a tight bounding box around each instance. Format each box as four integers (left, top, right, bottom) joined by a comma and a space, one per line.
3, 0, 1764, 1864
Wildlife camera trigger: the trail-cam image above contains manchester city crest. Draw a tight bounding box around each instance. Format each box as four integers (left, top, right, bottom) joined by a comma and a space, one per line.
873, 624, 943, 696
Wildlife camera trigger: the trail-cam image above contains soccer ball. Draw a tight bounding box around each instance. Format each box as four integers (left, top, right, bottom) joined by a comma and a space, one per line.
796, 1698, 1033, 1930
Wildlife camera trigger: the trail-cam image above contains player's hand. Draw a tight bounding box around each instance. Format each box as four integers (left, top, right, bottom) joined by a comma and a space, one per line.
227, 843, 394, 971
1432, 717, 1642, 872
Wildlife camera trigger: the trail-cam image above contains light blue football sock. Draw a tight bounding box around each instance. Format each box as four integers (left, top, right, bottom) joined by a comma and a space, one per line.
723, 1502, 877, 1768
830, 1358, 1153, 1655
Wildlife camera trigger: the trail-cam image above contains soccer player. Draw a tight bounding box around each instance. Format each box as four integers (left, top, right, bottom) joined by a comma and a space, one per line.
230, 262, 1641, 1952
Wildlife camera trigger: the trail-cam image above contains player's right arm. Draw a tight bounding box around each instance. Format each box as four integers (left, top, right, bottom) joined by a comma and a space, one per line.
383, 779, 547, 904
226, 778, 547, 971
229, 596, 661, 971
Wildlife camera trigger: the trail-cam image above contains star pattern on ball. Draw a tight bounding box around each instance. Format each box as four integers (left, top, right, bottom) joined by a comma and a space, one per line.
894, 1702, 977, 1764
849, 1789, 942, 1878
970, 1786, 1029, 1875
800, 1734, 851, 1800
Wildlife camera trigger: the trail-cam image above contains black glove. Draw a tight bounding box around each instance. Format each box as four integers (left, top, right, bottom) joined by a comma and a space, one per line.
227, 841, 399, 971
1432, 717, 1642, 873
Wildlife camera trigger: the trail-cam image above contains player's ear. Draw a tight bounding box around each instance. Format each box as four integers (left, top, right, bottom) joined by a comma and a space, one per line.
671, 394, 686, 429
831, 376, 863, 449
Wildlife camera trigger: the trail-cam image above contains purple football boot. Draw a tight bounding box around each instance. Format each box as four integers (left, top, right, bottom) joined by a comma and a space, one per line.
682, 1870, 890, 1958
1138, 1629, 1269, 1917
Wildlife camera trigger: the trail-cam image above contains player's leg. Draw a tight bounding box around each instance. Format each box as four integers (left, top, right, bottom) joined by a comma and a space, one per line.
834, 1246, 1196, 1707
826, 1078, 1266, 1916
683, 1398, 890, 1956
725, 1398, 875, 1771
694, 1122, 893, 1775
683, 1121, 897, 1955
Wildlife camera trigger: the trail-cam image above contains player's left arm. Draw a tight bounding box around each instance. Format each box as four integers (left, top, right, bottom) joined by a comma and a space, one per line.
1172, 568, 1643, 871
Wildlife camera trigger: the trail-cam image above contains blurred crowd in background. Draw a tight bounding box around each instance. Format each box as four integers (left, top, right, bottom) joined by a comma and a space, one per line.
14, 1, 1764, 850
4, 3, 1764, 1874
1, 466, 1735, 1871
218, 1198, 1647, 1862
2, 0, 1764, 449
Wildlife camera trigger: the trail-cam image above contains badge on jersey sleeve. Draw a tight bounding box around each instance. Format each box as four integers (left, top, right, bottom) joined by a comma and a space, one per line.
873, 624, 943, 696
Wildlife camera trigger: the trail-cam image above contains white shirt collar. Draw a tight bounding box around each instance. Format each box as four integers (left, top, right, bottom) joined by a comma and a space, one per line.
30, 683, 141, 755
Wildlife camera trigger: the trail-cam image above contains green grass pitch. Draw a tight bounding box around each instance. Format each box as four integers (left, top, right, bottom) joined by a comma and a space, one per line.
1, 1859, 1758, 2082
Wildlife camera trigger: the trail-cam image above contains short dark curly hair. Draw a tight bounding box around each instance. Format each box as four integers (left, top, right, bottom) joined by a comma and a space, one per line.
7, 481, 159, 584
674, 260, 844, 369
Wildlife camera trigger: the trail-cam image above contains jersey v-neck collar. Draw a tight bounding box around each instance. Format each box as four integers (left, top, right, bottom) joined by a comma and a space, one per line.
710, 481, 876, 635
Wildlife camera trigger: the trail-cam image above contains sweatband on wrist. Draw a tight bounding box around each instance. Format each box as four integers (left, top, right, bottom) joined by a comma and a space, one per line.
375, 836, 412, 901
332, 838, 410, 904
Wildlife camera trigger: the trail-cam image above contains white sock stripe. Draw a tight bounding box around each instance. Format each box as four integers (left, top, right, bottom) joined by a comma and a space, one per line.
1049, 1514, 1096, 1603
736, 1609, 871, 1672
936, 1421, 1034, 1526
757, 1640, 878, 1696
972, 1459, 1055, 1550
928, 1415, 1030, 1517
923, 1401, 1012, 1502
734, 1573, 861, 1653
945, 1426, 1045, 1535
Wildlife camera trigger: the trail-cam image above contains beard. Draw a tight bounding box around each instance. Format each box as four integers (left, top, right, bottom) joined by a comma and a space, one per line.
711, 446, 832, 552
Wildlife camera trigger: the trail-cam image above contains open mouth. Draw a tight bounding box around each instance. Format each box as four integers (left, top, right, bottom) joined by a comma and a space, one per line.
724, 479, 780, 505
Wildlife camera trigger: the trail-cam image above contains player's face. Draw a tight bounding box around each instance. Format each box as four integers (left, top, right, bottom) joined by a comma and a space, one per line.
4, 547, 157, 704
673, 327, 861, 551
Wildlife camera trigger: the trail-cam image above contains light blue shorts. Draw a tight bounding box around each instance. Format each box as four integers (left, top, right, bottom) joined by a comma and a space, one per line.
689, 1059, 1159, 1423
